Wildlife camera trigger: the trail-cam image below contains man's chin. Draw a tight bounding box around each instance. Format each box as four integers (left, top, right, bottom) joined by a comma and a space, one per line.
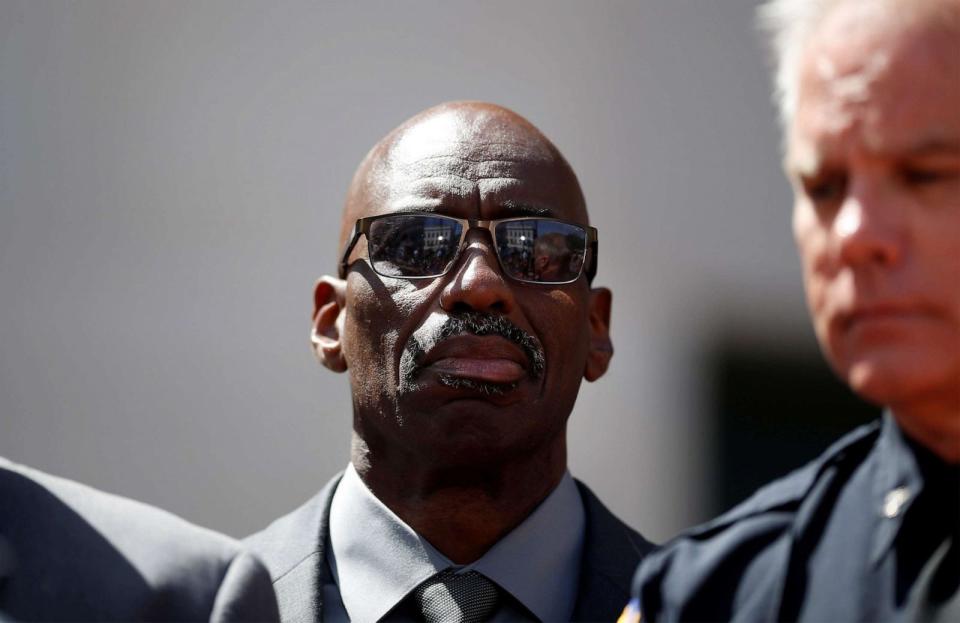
844, 361, 897, 406
841, 351, 958, 409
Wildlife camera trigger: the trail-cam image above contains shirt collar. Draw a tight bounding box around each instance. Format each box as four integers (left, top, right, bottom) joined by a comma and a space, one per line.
870, 411, 929, 564
469, 470, 584, 622
328, 463, 585, 622
328, 464, 449, 623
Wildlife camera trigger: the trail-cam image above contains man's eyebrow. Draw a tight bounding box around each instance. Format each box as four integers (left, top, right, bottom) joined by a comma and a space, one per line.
906, 137, 960, 156
498, 203, 552, 217
386, 202, 446, 215
387, 203, 555, 217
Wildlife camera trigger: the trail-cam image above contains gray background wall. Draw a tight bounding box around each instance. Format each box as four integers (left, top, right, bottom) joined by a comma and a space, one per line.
0, 0, 817, 542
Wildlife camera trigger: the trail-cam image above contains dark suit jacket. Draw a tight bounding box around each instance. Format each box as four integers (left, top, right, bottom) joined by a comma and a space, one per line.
246, 473, 653, 622
0, 457, 279, 622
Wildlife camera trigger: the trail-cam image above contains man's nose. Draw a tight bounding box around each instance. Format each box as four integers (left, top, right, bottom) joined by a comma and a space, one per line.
439, 231, 516, 314
833, 181, 903, 268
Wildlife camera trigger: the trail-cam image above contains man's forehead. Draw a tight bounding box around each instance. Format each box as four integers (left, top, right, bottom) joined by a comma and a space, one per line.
338, 104, 587, 248
386, 109, 558, 171
786, 1, 960, 174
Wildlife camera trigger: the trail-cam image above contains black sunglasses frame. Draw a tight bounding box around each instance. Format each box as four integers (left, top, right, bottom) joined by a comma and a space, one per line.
338, 214, 598, 284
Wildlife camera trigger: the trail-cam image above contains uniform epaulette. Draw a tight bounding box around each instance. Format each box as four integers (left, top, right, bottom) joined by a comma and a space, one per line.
680, 419, 883, 540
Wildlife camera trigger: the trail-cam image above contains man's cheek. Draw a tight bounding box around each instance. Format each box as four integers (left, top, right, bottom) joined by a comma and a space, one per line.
806, 275, 830, 341
347, 313, 395, 371
343, 303, 384, 377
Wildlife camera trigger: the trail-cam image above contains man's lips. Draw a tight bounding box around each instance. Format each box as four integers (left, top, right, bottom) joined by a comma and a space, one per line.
839, 302, 937, 330
429, 358, 527, 384
419, 335, 529, 384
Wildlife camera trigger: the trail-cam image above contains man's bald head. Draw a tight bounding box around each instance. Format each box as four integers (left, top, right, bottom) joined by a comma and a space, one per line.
338, 102, 587, 253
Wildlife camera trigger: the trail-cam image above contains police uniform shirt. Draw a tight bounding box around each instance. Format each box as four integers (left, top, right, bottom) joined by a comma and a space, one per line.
633, 413, 960, 622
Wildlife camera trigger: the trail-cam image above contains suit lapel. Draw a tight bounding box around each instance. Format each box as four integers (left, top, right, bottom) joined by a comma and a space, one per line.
572, 481, 654, 622
246, 473, 343, 623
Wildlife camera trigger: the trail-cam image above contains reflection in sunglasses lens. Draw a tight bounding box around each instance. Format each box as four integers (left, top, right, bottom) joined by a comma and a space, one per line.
369, 216, 462, 277
496, 221, 586, 283
367, 216, 586, 283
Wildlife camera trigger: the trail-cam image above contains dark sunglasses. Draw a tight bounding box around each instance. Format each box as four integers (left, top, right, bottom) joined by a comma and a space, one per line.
339, 214, 598, 284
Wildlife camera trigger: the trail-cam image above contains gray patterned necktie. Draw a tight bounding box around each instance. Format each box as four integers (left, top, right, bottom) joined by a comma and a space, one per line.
412, 570, 500, 623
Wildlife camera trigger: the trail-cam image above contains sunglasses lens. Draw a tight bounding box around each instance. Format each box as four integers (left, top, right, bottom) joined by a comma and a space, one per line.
368, 216, 463, 277
495, 220, 587, 283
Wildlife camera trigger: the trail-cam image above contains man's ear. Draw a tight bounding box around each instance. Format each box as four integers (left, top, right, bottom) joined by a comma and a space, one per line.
584, 287, 613, 382
311, 276, 348, 372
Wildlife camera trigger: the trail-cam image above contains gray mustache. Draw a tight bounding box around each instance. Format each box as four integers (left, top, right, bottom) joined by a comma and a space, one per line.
407, 312, 546, 381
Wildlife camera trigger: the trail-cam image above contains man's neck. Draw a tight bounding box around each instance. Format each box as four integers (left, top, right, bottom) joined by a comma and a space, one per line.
891, 394, 960, 464
351, 436, 567, 564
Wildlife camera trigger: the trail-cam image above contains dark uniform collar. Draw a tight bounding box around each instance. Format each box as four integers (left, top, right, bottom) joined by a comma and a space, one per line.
871, 411, 960, 565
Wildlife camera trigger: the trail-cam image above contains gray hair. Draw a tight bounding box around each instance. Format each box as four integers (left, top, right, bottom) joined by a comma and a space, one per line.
757, 0, 960, 130
756, 0, 835, 130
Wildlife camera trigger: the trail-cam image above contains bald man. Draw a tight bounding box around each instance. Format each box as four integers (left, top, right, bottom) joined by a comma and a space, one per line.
629, 0, 960, 621
246, 102, 652, 622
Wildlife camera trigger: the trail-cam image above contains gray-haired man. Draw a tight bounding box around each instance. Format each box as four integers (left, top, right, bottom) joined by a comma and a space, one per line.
629, 0, 960, 620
